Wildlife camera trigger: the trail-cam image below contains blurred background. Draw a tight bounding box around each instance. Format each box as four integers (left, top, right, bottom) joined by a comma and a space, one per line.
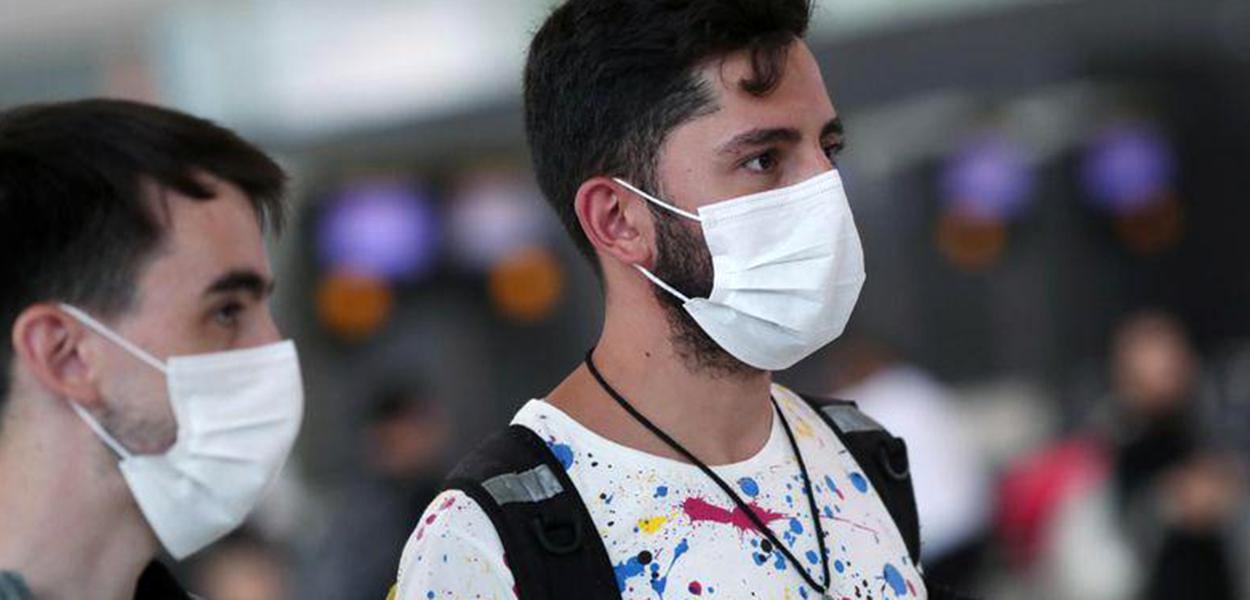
3, 0, 1250, 597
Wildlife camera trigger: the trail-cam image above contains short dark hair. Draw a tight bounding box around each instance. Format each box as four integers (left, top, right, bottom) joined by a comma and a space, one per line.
0, 99, 288, 412
524, 0, 813, 266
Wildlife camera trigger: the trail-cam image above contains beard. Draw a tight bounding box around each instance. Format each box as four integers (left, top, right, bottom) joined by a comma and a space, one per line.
650, 208, 762, 378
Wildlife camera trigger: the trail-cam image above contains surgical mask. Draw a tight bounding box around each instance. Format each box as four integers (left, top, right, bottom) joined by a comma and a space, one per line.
59, 304, 304, 559
614, 169, 865, 371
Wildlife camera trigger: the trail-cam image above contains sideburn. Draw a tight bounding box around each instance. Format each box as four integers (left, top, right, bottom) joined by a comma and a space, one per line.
650, 206, 759, 378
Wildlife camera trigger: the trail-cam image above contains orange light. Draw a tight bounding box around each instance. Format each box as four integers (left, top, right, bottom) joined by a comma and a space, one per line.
488, 247, 565, 323
935, 208, 1008, 271
1113, 193, 1184, 255
316, 271, 394, 341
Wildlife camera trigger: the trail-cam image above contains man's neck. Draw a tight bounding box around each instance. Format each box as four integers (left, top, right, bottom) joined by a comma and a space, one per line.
0, 395, 157, 600
547, 296, 775, 466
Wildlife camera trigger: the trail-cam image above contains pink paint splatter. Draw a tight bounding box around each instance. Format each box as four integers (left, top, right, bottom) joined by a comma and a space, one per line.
688, 580, 702, 595
415, 495, 458, 540
831, 515, 880, 541
682, 497, 786, 533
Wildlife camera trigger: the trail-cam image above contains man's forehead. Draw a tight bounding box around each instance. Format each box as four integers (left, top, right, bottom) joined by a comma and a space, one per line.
140, 181, 273, 290
686, 42, 836, 137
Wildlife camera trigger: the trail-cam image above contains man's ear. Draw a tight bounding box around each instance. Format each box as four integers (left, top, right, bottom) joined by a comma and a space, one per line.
11, 305, 103, 407
573, 176, 659, 270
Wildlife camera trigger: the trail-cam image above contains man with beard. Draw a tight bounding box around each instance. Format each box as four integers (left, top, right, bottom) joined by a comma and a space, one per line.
395, 1, 928, 598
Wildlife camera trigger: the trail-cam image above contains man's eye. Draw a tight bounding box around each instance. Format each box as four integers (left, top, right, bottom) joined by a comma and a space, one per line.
213, 302, 245, 327
743, 150, 778, 173
823, 142, 845, 165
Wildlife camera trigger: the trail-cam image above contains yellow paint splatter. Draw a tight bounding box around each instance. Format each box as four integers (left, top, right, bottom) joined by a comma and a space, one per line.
637, 515, 669, 534
794, 415, 814, 438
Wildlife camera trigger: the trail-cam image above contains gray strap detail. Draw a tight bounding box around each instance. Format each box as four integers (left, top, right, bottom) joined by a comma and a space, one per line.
0, 572, 32, 600
481, 464, 565, 505
819, 404, 886, 434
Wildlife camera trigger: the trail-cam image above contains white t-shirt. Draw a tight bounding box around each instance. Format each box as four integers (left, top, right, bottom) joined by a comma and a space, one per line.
396, 385, 925, 600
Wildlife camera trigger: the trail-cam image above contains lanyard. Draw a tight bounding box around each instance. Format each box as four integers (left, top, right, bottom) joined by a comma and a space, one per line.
584, 350, 834, 598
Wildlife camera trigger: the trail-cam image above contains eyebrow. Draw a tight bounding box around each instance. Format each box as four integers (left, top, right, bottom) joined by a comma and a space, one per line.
717, 117, 846, 156
821, 117, 845, 142
717, 127, 801, 156
203, 270, 275, 299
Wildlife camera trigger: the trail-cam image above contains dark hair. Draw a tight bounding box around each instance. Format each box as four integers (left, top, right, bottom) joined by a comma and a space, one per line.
524, 0, 813, 266
0, 99, 287, 412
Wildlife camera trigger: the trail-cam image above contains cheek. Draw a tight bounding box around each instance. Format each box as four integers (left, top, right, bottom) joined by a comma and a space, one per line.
100, 362, 178, 454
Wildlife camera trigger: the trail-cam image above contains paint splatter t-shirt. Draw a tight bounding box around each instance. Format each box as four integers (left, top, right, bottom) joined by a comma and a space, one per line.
396, 385, 925, 600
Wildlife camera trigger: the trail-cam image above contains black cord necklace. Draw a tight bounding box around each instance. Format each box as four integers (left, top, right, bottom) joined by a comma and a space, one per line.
584, 350, 834, 598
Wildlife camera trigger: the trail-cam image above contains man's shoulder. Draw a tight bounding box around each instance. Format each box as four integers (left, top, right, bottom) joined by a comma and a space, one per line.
396, 489, 514, 599
408, 489, 495, 543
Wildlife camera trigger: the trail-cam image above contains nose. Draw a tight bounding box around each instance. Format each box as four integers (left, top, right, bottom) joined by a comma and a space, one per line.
795, 146, 836, 184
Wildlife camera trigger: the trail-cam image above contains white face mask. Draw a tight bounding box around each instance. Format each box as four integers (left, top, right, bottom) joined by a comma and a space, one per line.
59, 304, 304, 559
614, 169, 866, 371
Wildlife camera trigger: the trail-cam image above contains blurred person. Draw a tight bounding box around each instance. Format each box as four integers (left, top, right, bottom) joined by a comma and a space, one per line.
192, 528, 290, 600
301, 382, 449, 600
834, 338, 992, 590
395, 1, 946, 599
997, 310, 1244, 600
0, 99, 302, 599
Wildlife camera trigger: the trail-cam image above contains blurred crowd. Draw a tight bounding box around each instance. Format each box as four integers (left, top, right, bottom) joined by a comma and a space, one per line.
181, 309, 1247, 599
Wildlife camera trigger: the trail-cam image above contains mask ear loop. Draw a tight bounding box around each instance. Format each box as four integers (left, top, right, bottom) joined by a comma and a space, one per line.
633, 265, 693, 304
612, 179, 705, 304
58, 304, 167, 374
68, 402, 133, 459
612, 178, 703, 222
57, 303, 170, 460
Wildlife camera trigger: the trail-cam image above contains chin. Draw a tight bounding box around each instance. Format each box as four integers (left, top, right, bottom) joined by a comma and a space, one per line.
663, 306, 763, 379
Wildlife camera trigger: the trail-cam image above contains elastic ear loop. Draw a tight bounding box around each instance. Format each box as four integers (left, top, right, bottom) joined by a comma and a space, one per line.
58, 304, 167, 373
69, 403, 132, 459
58, 303, 170, 460
611, 178, 703, 221
633, 265, 693, 304
612, 179, 703, 304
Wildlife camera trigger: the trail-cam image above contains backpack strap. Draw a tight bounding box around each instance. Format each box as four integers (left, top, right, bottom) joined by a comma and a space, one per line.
443, 425, 620, 600
796, 393, 923, 566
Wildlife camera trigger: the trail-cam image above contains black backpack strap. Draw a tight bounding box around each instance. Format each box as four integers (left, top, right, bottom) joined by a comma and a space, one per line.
443, 425, 619, 600
795, 393, 922, 566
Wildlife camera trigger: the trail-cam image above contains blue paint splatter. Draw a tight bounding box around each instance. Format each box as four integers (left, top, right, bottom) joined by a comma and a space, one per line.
789, 518, 804, 534
773, 552, 787, 571
650, 538, 691, 598
737, 477, 760, 497
426, 593, 434, 600
834, 559, 845, 573
613, 556, 646, 592
824, 475, 838, 493
547, 440, 574, 470
849, 472, 869, 493
799, 587, 809, 599
883, 563, 907, 596
823, 506, 834, 519
806, 550, 819, 564
654, 485, 669, 498
753, 553, 768, 565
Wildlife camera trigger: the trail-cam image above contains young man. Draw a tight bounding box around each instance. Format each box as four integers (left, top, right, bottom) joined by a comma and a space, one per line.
396, 1, 927, 598
0, 100, 304, 600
